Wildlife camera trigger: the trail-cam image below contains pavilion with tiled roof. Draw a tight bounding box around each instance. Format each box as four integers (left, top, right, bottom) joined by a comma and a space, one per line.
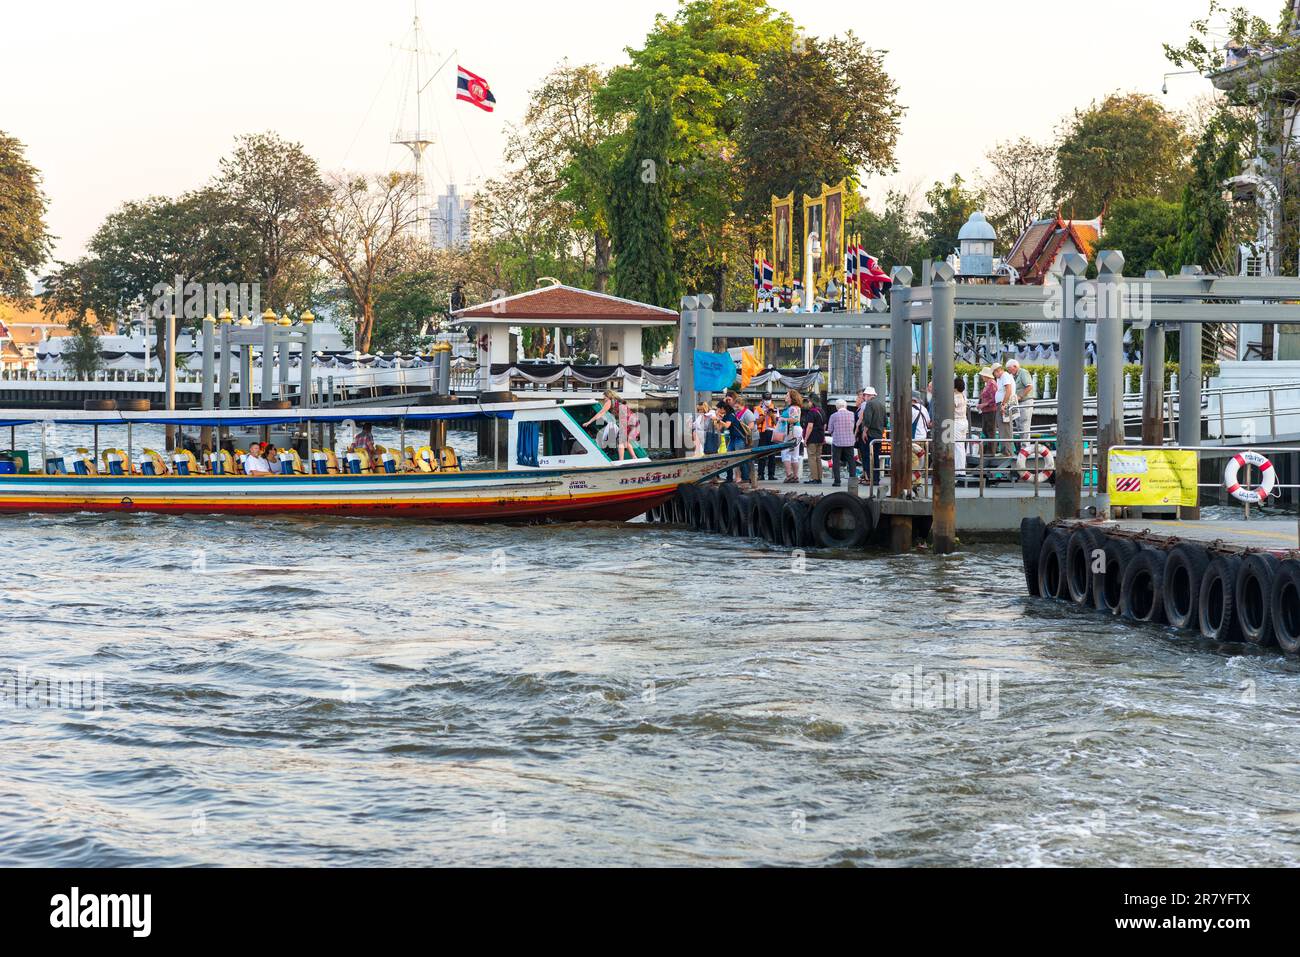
452, 283, 677, 395
1003, 213, 1103, 285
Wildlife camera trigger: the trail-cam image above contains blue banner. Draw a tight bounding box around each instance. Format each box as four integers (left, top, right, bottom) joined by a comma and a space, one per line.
693, 350, 738, 392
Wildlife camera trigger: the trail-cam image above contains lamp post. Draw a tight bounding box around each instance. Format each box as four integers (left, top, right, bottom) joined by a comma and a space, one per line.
804, 232, 821, 368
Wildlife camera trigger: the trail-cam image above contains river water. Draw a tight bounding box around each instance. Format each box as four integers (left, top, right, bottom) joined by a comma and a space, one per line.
1, 425, 1299, 866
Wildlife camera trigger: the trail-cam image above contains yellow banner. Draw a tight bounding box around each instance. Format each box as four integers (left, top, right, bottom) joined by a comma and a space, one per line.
1107, 449, 1199, 507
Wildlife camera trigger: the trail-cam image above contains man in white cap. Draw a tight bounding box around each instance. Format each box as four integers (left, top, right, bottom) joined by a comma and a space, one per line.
1006, 358, 1036, 445
856, 385, 887, 485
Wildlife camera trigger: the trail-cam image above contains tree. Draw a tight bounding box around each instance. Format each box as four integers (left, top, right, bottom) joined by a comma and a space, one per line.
850, 188, 921, 273
216, 132, 327, 311
917, 174, 985, 263
609, 95, 677, 354
371, 269, 440, 353
1096, 197, 1182, 276
598, 0, 795, 305
308, 172, 419, 353
523, 64, 623, 292
979, 137, 1057, 245
1175, 104, 1253, 272
1055, 92, 1191, 215
62, 325, 103, 379
0, 131, 53, 300
735, 32, 904, 238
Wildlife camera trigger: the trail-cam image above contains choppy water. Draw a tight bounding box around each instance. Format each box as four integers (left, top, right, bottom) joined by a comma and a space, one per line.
2, 426, 1299, 866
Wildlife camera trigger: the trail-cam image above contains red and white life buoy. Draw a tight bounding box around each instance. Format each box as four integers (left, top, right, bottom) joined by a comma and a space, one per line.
1016, 443, 1055, 483
1224, 450, 1276, 503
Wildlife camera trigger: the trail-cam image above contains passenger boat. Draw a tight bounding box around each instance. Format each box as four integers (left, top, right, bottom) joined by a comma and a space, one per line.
0, 398, 778, 522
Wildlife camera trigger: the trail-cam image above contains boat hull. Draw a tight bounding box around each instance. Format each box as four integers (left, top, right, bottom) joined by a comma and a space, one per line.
0, 446, 779, 522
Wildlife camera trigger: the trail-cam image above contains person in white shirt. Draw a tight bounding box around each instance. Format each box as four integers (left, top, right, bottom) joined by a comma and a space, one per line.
244, 442, 272, 476
992, 362, 1017, 456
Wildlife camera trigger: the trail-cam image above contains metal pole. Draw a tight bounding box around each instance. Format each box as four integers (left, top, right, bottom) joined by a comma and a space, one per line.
1177, 268, 1205, 520
200, 313, 215, 411
218, 312, 233, 411
164, 311, 176, 451
888, 266, 914, 553
1056, 254, 1088, 520
677, 296, 699, 454
930, 262, 956, 554
278, 317, 292, 399
1141, 323, 1165, 450
261, 310, 276, 404
299, 312, 315, 410
1095, 250, 1126, 517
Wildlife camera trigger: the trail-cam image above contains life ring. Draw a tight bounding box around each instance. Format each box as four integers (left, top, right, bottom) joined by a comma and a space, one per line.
1016, 444, 1054, 483
1224, 450, 1276, 503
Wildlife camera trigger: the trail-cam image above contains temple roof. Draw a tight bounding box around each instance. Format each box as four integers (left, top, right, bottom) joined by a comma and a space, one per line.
1004, 214, 1103, 284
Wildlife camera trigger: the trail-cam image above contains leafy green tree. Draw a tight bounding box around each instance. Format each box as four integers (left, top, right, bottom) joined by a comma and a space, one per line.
0, 132, 53, 300
849, 189, 921, 273
216, 132, 326, 311
598, 0, 794, 305
1175, 105, 1252, 271
371, 269, 441, 352
735, 32, 903, 250
609, 95, 677, 354
917, 174, 986, 263
979, 137, 1057, 246
1096, 197, 1181, 276
1054, 92, 1191, 215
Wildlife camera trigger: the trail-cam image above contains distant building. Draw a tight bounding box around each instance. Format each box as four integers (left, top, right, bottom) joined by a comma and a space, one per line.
0, 298, 75, 371
1002, 213, 1103, 285
431, 184, 474, 249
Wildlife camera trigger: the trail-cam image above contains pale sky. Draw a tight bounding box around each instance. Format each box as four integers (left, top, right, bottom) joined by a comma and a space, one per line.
2, 0, 1277, 264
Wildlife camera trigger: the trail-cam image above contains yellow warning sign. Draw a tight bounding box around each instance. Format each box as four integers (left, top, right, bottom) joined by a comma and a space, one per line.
1108, 449, 1199, 507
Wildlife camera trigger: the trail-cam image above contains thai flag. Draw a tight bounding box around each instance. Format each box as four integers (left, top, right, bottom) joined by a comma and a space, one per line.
761, 258, 774, 291
457, 66, 497, 112
846, 245, 858, 284
753, 256, 762, 290
860, 250, 891, 299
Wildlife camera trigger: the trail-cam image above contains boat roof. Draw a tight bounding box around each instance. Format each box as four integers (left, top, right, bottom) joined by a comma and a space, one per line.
0, 398, 598, 428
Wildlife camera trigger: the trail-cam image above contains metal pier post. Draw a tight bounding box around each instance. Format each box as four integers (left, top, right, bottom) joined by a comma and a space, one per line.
677, 296, 699, 455
218, 310, 233, 411
261, 310, 276, 405
1178, 266, 1205, 520
1095, 251, 1126, 516
930, 262, 956, 554
1055, 254, 1088, 520
888, 266, 914, 553
298, 311, 314, 410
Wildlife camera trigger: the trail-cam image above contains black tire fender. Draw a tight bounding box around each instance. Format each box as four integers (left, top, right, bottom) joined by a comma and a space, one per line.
1163, 543, 1210, 631
1199, 555, 1243, 643
780, 498, 811, 549
1236, 553, 1280, 647
809, 492, 872, 549
1120, 547, 1168, 624
1270, 561, 1300, 655
1020, 517, 1047, 596
1064, 527, 1104, 605
1037, 529, 1070, 600
1094, 537, 1140, 614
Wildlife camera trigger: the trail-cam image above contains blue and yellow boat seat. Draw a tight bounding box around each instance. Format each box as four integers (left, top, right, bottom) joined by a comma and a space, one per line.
74, 448, 97, 475
172, 449, 200, 475
102, 449, 127, 475
379, 451, 398, 474
438, 447, 459, 472
414, 446, 437, 472
140, 448, 168, 476
45, 456, 67, 475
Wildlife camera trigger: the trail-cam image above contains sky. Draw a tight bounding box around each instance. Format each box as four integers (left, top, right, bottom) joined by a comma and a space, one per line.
1, 0, 1280, 264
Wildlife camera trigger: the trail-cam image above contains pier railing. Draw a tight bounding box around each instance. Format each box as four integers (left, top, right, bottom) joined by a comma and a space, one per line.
864, 435, 1086, 500
1121, 444, 1300, 525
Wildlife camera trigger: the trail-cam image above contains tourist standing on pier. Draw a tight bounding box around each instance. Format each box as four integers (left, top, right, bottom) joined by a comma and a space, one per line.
802, 396, 825, 485
992, 363, 1017, 456
953, 378, 969, 476
827, 398, 857, 486
857, 386, 887, 485
691, 402, 710, 456
977, 367, 997, 459
1007, 359, 1035, 443
720, 394, 753, 484
779, 391, 804, 483
754, 394, 777, 480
